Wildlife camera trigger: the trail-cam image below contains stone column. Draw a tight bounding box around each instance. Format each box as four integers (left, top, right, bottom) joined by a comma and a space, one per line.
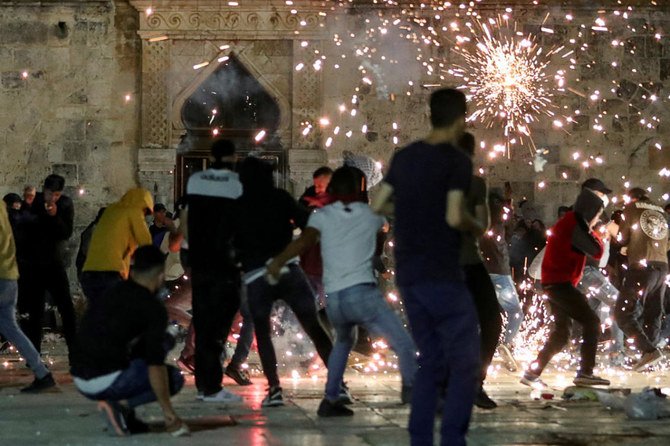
138, 37, 175, 206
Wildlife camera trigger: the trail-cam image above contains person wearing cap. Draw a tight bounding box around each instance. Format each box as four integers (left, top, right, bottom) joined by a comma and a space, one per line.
521, 185, 611, 388
614, 187, 669, 371
71, 245, 188, 437
149, 203, 176, 247
80, 188, 154, 304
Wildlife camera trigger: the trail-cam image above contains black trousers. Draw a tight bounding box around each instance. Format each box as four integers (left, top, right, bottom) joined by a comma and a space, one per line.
191, 269, 240, 395
533, 283, 599, 376
246, 264, 332, 388
463, 262, 502, 384
17, 263, 78, 359
615, 263, 668, 353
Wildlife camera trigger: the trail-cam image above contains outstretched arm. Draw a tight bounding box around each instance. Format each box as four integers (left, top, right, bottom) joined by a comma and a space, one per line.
267, 227, 320, 279
371, 182, 395, 216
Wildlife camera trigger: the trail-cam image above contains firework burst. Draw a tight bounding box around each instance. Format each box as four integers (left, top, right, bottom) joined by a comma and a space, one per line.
450, 18, 560, 152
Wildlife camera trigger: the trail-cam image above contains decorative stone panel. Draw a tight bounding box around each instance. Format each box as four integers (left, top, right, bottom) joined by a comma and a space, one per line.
141, 39, 169, 147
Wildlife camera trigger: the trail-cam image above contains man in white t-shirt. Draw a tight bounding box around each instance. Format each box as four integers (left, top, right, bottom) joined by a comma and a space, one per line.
268, 166, 417, 417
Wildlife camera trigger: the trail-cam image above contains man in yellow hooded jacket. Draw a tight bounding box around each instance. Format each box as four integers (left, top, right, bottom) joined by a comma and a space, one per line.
80, 188, 154, 303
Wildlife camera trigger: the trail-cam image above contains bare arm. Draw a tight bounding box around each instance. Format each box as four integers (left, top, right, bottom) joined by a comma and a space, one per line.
371, 182, 394, 216
148, 365, 185, 432
446, 190, 485, 233
267, 227, 320, 279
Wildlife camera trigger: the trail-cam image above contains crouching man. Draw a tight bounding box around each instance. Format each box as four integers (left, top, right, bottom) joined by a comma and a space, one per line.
70, 245, 188, 437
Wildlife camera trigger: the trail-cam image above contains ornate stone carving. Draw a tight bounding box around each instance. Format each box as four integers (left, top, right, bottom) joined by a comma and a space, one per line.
141, 39, 169, 147
292, 39, 323, 149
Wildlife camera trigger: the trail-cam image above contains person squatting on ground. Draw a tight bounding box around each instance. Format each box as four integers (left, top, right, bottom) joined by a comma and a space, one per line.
234, 156, 335, 407
268, 166, 418, 417
71, 245, 188, 437
16, 174, 78, 363
521, 182, 611, 389
614, 187, 669, 371
183, 139, 243, 403
479, 189, 524, 372
80, 188, 154, 303
0, 202, 57, 393
373, 88, 482, 446
456, 132, 503, 410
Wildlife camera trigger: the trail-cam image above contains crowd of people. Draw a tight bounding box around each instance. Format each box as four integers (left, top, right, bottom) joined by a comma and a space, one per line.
1, 88, 669, 445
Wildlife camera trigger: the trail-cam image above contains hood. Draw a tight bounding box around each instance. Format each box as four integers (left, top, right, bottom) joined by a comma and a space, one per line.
573, 189, 603, 224
118, 188, 154, 213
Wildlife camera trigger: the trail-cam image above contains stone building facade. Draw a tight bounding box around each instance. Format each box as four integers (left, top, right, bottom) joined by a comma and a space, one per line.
1, 0, 669, 235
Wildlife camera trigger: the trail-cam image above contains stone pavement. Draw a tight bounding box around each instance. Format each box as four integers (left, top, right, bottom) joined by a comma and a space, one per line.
2, 339, 670, 446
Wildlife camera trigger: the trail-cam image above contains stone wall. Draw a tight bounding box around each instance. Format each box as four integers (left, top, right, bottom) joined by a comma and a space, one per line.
1, 0, 669, 232
0, 0, 141, 234
318, 3, 670, 223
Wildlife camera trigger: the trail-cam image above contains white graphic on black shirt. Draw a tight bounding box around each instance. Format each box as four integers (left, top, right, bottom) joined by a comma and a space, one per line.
640, 209, 669, 241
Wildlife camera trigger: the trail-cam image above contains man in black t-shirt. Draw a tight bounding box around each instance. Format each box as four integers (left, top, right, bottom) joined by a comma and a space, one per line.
71, 246, 187, 437
372, 88, 482, 446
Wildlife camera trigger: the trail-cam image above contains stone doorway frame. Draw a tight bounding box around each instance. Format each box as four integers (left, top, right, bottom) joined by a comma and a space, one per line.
129, 0, 331, 204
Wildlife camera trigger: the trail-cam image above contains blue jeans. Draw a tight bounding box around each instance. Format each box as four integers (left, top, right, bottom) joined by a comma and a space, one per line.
489, 274, 523, 345
0, 279, 49, 379
228, 293, 254, 367
324, 283, 417, 401
578, 266, 624, 353
79, 359, 184, 408
400, 280, 480, 446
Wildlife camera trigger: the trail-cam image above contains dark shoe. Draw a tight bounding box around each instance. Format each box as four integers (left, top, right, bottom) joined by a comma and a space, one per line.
401, 385, 412, 405
176, 356, 195, 375
338, 382, 354, 405
118, 406, 149, 434
225, 365, 252, 386
262, 386, 284, 407
474, 387, 498, 409
633, 349, 663, 372
317, 398, 354, 417
97, 401, 129, 436
573, 373, 610, 386
20, 373, 56, 393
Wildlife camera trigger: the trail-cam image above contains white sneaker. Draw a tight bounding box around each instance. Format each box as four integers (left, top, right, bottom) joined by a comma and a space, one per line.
201, 389, 243, 403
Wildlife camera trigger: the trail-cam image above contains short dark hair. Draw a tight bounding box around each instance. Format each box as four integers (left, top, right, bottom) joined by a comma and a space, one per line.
131, 245, 166, 275
3, 193, 21, 206
211, 139, 236, 161
312, 166, 333, 179
328, 166, 362, 197
238, 156, 274, 191
44, 174, 65, 192
153, 203, 167, 213
628, 187, 648, 201
430, 88, 467, 128
458, 132, 475, 157
557, 205, 570, 216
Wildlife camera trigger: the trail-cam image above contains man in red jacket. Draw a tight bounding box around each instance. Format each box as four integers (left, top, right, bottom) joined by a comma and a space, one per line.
521, 183, 611, 388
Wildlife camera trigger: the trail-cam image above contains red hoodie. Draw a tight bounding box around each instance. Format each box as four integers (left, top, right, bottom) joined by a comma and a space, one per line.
541, 211, 603, 286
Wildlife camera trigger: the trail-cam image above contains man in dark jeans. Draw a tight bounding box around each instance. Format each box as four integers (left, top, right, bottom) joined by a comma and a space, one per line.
372, 88, 482, 446
457, 132, 502, 410
235, 156, 334, 407
16, 174, 78, 363
71, 246, 187, 437
521, 185, 611, 388
183, 139, 243, 403
615, 187, 669, 371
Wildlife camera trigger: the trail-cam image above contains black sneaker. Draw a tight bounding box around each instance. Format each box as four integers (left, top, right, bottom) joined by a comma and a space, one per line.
261, 386, 284, 407
338, 382, 354, 405
317, 398, 354, 417
401, 385, 412, 405
20, 373, 57, 393
225, 365, 252, 386
117, 405, 149, 434
97, 401, 129, 436
474, 387, 497, 409
573, 373, 610, 386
